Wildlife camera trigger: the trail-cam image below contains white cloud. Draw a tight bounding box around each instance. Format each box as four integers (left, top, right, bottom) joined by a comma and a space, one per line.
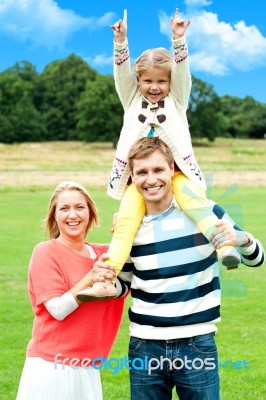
0, 0, 115, 48
87, 54, 113, 67
159, 4, 266, 76
189, 52, 229, 75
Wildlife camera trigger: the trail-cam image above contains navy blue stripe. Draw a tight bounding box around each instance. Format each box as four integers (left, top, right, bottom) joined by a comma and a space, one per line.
241, 243, 260, 261
116, 277, 130, 297
213, 204, 225, 219
131, 276, 220, 304
131, 233, 209, 258
241, 244, 264, 267
133, 251, 217, 281
129, 305, 220, 327
122, 262, 134, 272
213, 203, 241, 230
256, 254, 264, 266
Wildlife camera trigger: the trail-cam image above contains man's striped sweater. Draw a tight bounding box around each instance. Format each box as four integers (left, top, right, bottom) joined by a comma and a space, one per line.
117, 200, 264, 340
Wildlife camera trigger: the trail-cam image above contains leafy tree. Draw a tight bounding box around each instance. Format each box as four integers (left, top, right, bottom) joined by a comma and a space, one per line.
220, 95, 266, 138
0, 71, 46, 142
39, 54, 97, 140
77, 74, 123, 145
188, 77, 224, 141
0, 113, 15, 143
8, 100, 47, 142
4, 61, 38, 82
248, 103, 266, 138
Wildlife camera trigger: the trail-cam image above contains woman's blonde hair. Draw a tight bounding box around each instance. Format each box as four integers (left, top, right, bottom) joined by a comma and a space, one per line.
133, 47, 172, 77
46, 181, 99, 239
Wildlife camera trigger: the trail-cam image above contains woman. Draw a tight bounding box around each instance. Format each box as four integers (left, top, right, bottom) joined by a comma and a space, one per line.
16, 181, 127, 400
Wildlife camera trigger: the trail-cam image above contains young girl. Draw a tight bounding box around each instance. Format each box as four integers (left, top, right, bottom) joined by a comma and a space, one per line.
77, 9, 240, 302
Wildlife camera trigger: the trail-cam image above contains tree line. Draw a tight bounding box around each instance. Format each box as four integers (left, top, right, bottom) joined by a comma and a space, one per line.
0, 54, 265, 144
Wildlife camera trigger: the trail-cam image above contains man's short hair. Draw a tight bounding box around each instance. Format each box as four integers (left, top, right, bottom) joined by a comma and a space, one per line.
128, 137, 174, 171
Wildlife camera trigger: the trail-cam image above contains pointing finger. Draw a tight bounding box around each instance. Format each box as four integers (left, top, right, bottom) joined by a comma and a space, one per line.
123, 9, 127, 25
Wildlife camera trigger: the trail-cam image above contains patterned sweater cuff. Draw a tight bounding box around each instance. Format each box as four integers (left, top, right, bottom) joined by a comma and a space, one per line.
172, 36, 188, 63
114, 38, 128, 51
172, 35, 186, 48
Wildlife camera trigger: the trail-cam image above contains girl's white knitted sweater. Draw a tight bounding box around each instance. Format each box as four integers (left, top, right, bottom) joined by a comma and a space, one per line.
108, 36, 206, 200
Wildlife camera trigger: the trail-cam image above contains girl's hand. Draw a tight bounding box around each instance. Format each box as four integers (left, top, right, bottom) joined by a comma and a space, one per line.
170, 8, 190, 40
111, 9, 127, 44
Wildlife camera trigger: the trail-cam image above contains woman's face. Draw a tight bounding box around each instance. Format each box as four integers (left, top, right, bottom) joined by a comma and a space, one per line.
55, 189, 90, 241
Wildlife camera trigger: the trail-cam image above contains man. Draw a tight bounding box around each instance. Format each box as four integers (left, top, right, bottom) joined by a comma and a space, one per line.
95, 137, 264, 399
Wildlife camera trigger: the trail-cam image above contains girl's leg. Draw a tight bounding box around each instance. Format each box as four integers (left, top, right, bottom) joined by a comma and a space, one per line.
172, 172, 240, 269
77, 184, 145, 302
106, 183, 145, 273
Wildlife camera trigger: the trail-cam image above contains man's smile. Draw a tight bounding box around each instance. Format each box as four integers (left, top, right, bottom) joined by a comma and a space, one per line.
145, 186, 162, 192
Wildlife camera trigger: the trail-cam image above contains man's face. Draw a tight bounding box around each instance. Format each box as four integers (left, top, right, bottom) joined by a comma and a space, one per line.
131, 149, 174, 214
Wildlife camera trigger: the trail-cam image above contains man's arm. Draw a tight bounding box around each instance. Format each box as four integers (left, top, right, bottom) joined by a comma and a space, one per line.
116, 265, 132, 297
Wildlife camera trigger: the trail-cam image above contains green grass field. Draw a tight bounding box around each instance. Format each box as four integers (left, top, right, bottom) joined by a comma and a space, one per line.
0, 139, 265, 399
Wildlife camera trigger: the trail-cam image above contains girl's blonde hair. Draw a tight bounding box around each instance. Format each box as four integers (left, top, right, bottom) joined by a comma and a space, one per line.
133, 47, 172, 77
46, 181, 99, 239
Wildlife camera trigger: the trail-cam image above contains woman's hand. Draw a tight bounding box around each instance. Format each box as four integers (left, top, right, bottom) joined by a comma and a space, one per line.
69, 254, 116, 303
91, 253, 116, 283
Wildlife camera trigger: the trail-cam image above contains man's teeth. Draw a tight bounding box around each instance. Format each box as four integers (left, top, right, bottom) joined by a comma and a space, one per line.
146, 187, 160, 191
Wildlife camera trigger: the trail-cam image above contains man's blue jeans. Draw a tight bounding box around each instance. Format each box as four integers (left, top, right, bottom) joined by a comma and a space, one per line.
128, 333, 220, 400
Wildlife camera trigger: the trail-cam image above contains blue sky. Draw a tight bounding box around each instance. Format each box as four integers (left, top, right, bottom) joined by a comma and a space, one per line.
0, 0, 266, 103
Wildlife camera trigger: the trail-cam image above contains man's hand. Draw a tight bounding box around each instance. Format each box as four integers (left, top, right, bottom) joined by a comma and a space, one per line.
210, 220, 249, 249
111, 9, 127, 44
91, 253, 116, 283
170, 8, 190, 40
